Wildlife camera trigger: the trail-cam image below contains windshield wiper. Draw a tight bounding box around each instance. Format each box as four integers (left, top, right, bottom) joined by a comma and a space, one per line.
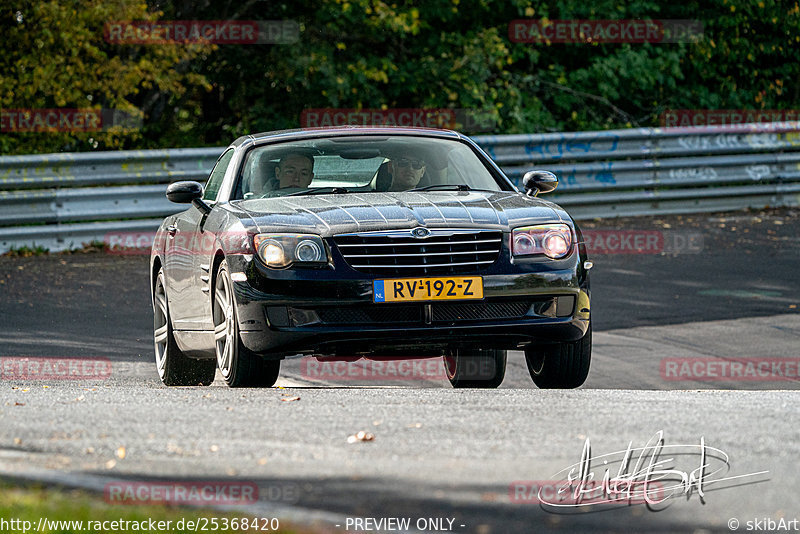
408, 184, 472, 192
285, 187, 352, 197
408, 184, 498, 193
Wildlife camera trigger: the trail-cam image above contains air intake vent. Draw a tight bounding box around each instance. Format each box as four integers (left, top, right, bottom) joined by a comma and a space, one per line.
334, 228, 502, 276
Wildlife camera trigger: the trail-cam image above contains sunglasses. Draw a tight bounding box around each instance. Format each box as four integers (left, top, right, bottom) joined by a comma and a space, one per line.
395, 158, 425, 170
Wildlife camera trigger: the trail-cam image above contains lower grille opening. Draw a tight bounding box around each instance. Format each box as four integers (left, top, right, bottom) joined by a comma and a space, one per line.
432, 301, 533, 322
295, 299, 550, 326
315, 305, 421, 325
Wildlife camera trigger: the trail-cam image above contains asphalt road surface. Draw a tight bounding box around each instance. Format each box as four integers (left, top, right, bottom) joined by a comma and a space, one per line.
1, 208, 799, 533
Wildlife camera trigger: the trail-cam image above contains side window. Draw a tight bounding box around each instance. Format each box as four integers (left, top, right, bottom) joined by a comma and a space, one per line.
203, 148, 235, 201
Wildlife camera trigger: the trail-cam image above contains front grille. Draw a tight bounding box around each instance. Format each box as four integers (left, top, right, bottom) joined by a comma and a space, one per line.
333, 229, 502, 276
432, 301, 532, 322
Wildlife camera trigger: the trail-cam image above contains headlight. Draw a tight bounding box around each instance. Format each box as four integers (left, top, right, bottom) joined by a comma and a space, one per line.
253, 234, 328, 268
511, 224, 573, 259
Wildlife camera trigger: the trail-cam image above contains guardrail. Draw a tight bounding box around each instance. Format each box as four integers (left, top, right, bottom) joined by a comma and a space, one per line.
2, 122, 799, 252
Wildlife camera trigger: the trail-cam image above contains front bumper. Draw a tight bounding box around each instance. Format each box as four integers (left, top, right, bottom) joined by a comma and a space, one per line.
224, 252, 591, 358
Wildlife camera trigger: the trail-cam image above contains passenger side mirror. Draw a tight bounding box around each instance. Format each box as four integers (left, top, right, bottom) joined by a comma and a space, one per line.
522, 171, 558, 196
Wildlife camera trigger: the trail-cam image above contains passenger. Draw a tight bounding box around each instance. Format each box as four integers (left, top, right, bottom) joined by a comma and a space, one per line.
387, 152, 426, 191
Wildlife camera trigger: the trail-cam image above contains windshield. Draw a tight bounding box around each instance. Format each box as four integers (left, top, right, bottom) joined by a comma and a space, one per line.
233, 136, 507, 199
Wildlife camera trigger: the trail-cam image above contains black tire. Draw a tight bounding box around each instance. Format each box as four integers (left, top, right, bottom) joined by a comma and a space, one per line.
443, 349, 507, 388
214, 260, 280, 387
153, 268, 216, 386
525, 322, 591, 389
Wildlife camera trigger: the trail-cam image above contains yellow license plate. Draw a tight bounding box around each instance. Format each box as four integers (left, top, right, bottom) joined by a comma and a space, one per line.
373, 276, 483, 303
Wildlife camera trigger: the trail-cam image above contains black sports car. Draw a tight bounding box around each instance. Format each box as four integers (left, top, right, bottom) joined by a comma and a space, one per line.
150, 127, 592, 388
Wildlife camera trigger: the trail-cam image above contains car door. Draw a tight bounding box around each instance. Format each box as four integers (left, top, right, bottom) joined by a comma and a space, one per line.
166, 148, 235, 331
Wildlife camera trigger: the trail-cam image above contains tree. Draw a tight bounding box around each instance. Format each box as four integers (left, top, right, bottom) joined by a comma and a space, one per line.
0, 0, 211, 154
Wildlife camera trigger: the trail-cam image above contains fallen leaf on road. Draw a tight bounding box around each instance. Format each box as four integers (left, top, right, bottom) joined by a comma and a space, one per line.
407, 423, 422, 428
115, 446, 126, 459
210, 445, 219, 452
14, 402, 25, 406
105, 459, 117, 469
13, 438, 22, 445
280, 396, 301, 402
257, 457, 268, 465
347, 431, 375, 443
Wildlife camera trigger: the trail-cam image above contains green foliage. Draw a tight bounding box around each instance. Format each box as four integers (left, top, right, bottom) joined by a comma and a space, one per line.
2, 0, 799, 153
0, 0, 211, 154
2, 244, 49, 257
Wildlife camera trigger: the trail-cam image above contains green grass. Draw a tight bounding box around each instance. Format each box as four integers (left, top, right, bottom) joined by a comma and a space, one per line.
2, 245, 49, 257
0, 480, 313, 533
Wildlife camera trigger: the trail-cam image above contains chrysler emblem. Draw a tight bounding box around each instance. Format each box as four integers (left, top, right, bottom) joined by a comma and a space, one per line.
411, 227, 430, 239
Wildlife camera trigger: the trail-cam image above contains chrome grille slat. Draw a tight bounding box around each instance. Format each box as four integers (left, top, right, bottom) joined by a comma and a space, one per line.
350, 260, 497, 268
336, 238, 501, 247
344, 250, 498, 258
334, 228, 502, 276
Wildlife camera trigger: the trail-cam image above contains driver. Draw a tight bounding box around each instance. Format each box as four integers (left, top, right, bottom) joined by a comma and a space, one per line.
274, 153, 314, 189
387, 152, 426, 191
250, 152, 315, 196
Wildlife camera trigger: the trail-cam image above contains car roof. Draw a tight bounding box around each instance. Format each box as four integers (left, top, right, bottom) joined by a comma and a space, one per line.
230, 125, 466, 148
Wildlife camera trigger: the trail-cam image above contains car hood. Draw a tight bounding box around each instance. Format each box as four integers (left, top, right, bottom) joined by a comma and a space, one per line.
232, 191, 565, 236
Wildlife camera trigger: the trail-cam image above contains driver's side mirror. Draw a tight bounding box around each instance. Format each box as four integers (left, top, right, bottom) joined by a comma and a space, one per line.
522, 170, 558, 196
166, 181, 211, 214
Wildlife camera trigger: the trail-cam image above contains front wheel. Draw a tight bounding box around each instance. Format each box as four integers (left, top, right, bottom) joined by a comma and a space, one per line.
214, 260, 280, 387
153, 268, 216, 386
524, 322, 591, 389
443, 349, 506, 388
